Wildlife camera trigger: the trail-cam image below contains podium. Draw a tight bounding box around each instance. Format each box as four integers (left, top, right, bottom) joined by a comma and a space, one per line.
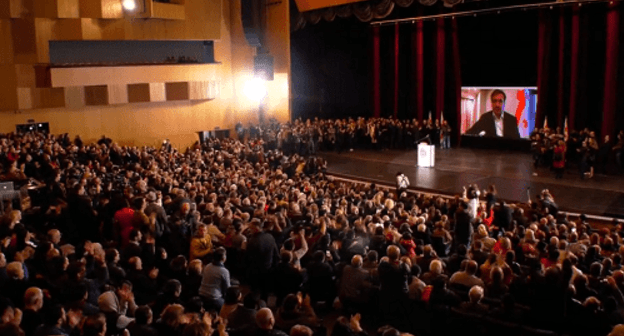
417, 143, 435, 168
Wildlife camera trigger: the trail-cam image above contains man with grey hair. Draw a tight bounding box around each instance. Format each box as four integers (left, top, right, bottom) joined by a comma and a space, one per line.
449, 260, 484, 290
459, 285, 489, 314
339, 255, 372, 308
256, 307, 288, 336
21, 287, 44, 336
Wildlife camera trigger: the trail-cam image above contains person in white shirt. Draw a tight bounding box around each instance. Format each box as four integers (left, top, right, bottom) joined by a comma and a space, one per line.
396, 172, 410, 195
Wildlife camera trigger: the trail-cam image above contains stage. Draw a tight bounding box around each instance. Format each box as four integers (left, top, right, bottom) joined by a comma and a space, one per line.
319, 148, 624, 219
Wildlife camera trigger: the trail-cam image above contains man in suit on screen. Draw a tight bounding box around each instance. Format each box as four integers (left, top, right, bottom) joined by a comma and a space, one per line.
466, 89, 521, 139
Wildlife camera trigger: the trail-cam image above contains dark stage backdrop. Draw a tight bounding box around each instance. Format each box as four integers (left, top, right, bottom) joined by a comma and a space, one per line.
291, 7, 538, 121
291, 17, 371, 121
291, 2, 624, 138
536, 3, 624, 139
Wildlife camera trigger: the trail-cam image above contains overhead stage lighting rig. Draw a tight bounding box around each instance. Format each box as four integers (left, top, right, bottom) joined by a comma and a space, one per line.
371, 0, 621, 26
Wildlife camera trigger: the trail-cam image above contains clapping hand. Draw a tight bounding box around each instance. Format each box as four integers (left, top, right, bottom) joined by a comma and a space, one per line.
350, 313, 362, 332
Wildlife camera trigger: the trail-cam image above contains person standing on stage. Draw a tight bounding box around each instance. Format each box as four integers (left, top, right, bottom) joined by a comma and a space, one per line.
441, 120, 451, 149
396, 172, 410, 196
466, 90, 521, 139
553, 139, 566, 179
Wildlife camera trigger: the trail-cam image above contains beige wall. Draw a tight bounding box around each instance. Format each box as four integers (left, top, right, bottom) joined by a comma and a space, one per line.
0, 0, 291, 149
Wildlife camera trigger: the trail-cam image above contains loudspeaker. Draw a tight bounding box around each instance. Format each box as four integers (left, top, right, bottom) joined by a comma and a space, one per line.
254, 54, 274, 81
197, 129, 231, 144
16, 122, 49, 134
241, 0, 266, 47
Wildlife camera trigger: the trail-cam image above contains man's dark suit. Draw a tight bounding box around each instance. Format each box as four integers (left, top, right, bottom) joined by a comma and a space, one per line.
466, 111, 521, 139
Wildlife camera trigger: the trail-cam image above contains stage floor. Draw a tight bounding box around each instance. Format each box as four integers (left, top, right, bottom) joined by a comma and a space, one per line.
319, 148, 624, 219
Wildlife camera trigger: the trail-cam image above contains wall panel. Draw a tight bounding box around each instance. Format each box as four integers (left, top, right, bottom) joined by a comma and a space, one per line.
0, 0, 290, 149
0, 20, 13, 64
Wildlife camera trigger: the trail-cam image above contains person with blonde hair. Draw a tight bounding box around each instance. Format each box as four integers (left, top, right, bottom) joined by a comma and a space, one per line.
190, 224, 213, 262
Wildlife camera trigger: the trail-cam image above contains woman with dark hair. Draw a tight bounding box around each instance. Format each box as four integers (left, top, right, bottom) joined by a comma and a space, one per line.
484, 184, 497, 217
330, 314, 366, 336
275, 293, 320, 332
219, 286, 241, 319
152, 279, 183, 318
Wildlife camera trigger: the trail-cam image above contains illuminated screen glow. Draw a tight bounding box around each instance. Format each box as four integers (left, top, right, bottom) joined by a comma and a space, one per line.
461, 87, 538, 139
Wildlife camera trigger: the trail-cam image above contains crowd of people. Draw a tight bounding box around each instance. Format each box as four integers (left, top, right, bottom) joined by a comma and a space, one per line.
531, 127, 624, 179
0, 124, 623, 336
235, 117, 451, 157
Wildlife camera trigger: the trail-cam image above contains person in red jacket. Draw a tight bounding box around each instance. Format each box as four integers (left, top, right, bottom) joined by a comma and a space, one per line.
553, 139, 566, 179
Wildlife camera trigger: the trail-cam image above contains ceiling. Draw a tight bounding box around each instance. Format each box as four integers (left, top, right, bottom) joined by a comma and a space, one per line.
293, 0, 368, 12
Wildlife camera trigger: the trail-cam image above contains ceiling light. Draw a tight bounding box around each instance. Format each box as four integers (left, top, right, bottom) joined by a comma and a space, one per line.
122, 0, 137, 11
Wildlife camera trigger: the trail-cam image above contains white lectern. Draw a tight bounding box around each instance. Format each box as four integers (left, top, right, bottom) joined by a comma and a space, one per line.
417, 143, 435, 168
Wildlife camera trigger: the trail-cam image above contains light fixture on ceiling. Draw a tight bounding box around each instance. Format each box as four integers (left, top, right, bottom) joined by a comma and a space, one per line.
122, 0, 137, 11
244, 78, 268, 102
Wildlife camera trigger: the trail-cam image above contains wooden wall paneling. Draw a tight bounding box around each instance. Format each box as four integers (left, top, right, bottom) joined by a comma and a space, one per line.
11, 19, 37, 64
0, 2, 9, 18
98, 18, 125, 39
79, 0, 102, 18
56, 0, 80, 18
34, 64, 52, 88
123, 17, 182, 40
108, 84, 128, 104
17, 88, 33, 110
265, 0, 290, 122
210, 80, 221, 100
64, 86, 85, 108
149, 83, 166, 102
54, 19, 83, 40
15, 64, 35, 87
266, 1, 290, 74
151, 2, 185, 20
9, 0, 35, 18
189, 81, 209, 100
85, 85, 109, 106
165, 82, 189, 101
34, 18, 54, 63
32, 87, 65, 108
0, 65, 18, 110
128, 83, 150, 103
34, 0, 60, 18
0, 20, 13, 64
100, 0, 123, 18
184, 0, 220, 40
81, 18, 125, 40
80, 18, 102, 39
80, 0, 122, 19
51, 64, 220, 87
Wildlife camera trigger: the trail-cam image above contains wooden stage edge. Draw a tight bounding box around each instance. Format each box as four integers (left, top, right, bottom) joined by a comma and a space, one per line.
319, 148, 624, 221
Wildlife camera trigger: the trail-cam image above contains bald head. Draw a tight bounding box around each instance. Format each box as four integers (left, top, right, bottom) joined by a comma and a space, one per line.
48, 229, 61, 244
351, 255, 363, 268
256, 308, 275, 330
24, 287, 44, 310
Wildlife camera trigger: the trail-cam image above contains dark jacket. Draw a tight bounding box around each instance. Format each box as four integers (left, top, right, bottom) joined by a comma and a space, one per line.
466, 111, 520, 139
